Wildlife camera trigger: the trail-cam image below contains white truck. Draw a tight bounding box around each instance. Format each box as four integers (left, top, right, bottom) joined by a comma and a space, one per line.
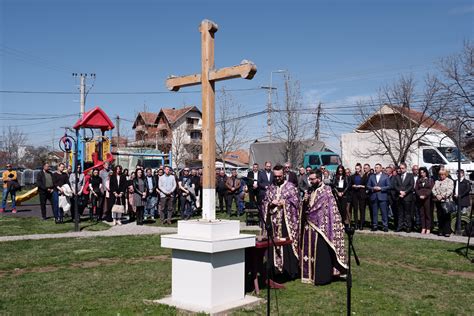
341, 130, 474, 181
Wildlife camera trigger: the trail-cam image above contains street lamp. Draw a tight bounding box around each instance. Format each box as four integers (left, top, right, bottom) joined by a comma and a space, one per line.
455, 118, 473, 235
261, 69, 287, 141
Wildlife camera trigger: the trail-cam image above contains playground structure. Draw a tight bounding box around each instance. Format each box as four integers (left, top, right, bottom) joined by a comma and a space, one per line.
72, 106, 116, 172
13, 106, 172, 205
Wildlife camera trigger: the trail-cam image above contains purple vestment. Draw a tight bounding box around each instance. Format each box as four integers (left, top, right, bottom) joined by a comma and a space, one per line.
262, 181, 300, 273
301, 184, 347, 284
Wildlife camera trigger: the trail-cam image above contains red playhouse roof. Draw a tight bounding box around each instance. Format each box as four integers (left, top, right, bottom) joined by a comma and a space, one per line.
73, 106, 115, 131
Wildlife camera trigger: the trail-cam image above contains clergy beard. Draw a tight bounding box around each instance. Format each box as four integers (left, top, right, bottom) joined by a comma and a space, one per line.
274, 177, 284, 186
311, 181, 321, 189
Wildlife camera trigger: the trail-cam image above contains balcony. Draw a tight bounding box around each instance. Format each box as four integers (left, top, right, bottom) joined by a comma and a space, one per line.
186, 123, 202, 131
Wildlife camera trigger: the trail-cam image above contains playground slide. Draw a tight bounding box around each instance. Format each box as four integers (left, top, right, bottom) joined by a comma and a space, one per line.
83, 153, 115, 175
13, 187, 38, 205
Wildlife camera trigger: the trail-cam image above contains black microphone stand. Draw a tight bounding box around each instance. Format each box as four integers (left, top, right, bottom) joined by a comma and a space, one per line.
465, 203, 473, 261
257, 204, 280, 316
345, 226, 360, 316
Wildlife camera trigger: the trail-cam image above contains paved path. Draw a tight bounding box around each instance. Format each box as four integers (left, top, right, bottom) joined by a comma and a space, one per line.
0, 221, 261, 242
1, 204, 470, 245
357, 229, 469, 244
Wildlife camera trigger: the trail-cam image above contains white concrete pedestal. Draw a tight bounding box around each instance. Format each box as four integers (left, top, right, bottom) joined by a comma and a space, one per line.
156, 220, 259, 314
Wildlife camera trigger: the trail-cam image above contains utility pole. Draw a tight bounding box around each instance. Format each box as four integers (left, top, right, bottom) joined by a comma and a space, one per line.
116, 115, 121, 148
315, 102, 322, 141
79, 74, 86, 117
115, 115, 121, 165
72, 73, 96, 118
261, 70, 287, 141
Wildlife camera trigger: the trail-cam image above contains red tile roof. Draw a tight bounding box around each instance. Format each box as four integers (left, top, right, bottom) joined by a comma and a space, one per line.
357, 104, 449, 132
132, 112, 158, 128
161, 106, 201, 124
394, 106, 449, 132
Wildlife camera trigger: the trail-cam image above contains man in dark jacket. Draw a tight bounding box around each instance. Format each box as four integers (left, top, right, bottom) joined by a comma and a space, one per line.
454, 169, 471, 214
216, 169, 227, 213
246, 163, 260, 209
284, 162, 298, 186
258, 161, 274, 209
393, 163, 415, 233
144, 168, 158, 220
225, 169, 241, 216
36, 162, 55, 220
367, 163, 392, 232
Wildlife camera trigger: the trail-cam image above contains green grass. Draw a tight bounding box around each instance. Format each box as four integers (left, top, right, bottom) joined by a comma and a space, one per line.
0, 234, 472, 315
0, 216, 110, 236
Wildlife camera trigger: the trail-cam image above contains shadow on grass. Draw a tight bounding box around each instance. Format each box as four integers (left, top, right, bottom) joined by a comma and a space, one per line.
448, 243, 474, 261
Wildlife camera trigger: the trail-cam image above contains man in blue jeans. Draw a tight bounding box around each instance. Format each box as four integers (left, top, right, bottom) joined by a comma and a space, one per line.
366, 163, 392, 232
144, 168, 158, 221
1, 163, 18, 213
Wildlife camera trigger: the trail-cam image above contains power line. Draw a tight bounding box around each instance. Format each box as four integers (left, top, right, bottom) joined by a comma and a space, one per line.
0, 44, 75, 73
0, 87, 263, 95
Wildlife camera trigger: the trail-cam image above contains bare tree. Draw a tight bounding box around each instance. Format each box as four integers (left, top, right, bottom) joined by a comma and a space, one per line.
437, 41, 474, 153
356, 75, 446, 165
0, 126, 28, 166
275, 73, 307, 167
20, 145, 50, 169
216, 87, 246, 169
438, 41, 474, 119
171, 124, 188, 169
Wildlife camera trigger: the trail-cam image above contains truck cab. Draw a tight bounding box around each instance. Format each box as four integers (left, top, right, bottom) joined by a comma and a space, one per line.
303, 151, 341, 173
418, 145, 474, 180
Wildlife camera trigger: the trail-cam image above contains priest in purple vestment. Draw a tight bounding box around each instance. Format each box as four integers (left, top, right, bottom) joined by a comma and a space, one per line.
301, 169, 348, 285
262, 164, 301, 279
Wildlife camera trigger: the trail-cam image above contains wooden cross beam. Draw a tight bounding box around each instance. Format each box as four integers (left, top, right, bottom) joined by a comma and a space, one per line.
165, 19, 257, 221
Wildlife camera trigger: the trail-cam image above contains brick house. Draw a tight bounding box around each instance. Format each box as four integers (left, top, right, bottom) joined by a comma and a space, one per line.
132, 106, 202, 168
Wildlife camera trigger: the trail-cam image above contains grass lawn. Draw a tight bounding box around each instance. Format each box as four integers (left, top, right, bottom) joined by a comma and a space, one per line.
0, 234, 473, 315
0, 217, 110, 236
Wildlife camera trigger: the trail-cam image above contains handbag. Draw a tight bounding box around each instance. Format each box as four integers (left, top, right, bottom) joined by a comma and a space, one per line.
111, 197, 125, 214
441, 201, 456, 215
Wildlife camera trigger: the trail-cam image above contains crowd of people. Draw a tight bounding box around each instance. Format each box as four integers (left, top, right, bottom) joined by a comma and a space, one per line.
1, 160, 471, 238
1, 159, 472, 285
249, 161, 472, 286
26, 162, 208, 225
292, 162, 471, 237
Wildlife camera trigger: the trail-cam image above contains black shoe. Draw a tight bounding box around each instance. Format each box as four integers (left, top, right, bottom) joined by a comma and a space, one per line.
371, 227, 377, 231
395, 228, 403, 232
406, 228, 411, 233
383, 227, 388, 232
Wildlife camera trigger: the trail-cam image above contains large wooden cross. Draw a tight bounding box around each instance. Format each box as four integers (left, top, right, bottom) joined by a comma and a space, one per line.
166, 19, 257, 220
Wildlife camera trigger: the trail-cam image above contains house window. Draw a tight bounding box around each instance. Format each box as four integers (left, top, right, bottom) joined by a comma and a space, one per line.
190, 131, 202, 140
